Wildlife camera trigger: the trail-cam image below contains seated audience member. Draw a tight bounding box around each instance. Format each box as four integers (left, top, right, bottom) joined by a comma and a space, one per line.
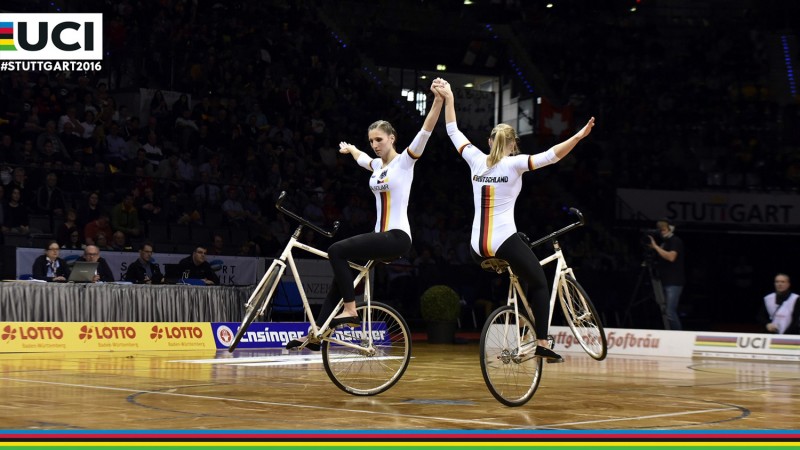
177, 246, 220, 285
3, 186, 30, 235
123, 242, 165, 284
75, 244, 115, 282
31, 240, 70, 282
94, 232, 112, 250
207, 233, 226, 256
56, 208, 80, 247
110, 230, 133, 251
62, 229, 83, 250
758, 273, 799, 334
83, 213, 113, 245
110, 193, 141, 237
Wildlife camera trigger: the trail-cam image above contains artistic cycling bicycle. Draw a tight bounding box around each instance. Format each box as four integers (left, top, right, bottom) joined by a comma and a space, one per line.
228, 191, 411, 396
479, 207, 607, 406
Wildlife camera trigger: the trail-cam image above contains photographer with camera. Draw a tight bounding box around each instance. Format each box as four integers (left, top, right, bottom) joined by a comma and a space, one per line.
647, 218, 685, 330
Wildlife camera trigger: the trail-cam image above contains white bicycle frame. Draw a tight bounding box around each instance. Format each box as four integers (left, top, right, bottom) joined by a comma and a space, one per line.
496, 239, 574, 354
245, 231, 378, 352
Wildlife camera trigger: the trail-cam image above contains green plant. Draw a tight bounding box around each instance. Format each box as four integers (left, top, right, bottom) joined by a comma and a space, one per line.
420, 285, 461, 322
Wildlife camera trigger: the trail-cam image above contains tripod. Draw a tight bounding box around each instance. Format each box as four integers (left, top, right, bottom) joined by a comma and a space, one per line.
623, 258, 671, 330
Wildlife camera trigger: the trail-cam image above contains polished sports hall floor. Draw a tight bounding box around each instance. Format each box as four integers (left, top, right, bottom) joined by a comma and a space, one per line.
0, 343, 797, 430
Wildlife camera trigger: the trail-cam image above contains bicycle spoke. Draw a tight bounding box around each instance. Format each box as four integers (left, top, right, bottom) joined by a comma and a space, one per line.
322, 302, 411, 396
480, 306, 542, 406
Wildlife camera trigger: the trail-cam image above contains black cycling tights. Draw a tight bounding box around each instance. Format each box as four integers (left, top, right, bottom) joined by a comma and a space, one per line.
473, 233, 551, 339
316, 229, 411, 327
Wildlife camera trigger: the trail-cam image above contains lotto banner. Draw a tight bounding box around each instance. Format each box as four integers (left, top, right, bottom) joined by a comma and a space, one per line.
0, 322, 216, 352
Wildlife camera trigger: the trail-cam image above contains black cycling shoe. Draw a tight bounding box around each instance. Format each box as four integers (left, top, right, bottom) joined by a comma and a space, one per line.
329, 315, 361, 328
534, 345, 564, 363
285, 339, 321, 351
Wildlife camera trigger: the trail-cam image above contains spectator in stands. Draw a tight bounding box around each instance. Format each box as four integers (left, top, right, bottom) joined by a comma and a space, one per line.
221, 187, 247, 225
34, 172, 67, 217
62, 229, 83, 250
105, 122, 129, 167
56, 208, 79, 247
111, 193, 141, 237
83, 212, 113, 246
141, 131, 164, 167
758, 273, 799, 334
94, 231, 112, 251
110, 230, 133, 252
135, 186, 164, 224
207, 233, 226, 256
123, 242, 165, 284
76, 244, 115, 282
177, 246, 220, 285
129, 148, 155, 177
3, 186, 29, 235
5, 167, 30, 206
35, 120, 69, 161
31, 240, 70, 282
193, 170, 221, 207
57, 106, 84, 154
76, 191, 104, 230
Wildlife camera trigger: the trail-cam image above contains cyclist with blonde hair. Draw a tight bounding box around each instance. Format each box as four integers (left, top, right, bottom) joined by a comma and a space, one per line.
436, 80, 595, 362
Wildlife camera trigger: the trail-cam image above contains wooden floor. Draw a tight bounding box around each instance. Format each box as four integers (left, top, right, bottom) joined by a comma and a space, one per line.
0, 343, 798, 431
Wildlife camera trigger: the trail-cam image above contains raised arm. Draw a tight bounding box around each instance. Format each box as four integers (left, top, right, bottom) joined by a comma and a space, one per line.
436, 80, 471, 154
550, 117, 595, 159
437, 79, 457, 125
338, 142, 365, 162
422, 80, 445, 132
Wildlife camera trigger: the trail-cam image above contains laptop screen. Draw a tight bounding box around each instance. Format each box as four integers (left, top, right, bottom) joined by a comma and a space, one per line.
68, 261, 98, 283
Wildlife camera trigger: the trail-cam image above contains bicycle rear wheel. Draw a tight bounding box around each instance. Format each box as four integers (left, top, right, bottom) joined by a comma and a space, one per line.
479, 305, 542, 407
322, 301, 411, 396
228, 267, 279, 352
558, 274, 607, 360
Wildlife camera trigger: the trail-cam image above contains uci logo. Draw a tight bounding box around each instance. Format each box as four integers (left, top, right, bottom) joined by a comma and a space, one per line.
0, 14, 102, 60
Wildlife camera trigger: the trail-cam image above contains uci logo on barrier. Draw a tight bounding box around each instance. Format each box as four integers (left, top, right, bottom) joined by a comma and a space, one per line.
0, 13, 102, 60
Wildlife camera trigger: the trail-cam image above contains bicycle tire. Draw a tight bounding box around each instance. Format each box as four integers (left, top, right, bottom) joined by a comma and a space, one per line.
558, 274, 607, 360
228, 268, 279, 352
322, 301, 411, 396
479, 305, 542, 407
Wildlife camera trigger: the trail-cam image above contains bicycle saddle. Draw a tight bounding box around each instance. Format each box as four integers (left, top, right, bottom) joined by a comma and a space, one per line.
480, 258, 510, 274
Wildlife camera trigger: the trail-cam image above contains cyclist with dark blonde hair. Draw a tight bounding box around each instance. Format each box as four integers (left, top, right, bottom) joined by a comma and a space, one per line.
287, 79, 446, 350
436, 80, 595, 362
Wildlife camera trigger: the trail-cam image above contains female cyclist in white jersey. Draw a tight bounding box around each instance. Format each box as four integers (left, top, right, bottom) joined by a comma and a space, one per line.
435, 80, 595, 362
287, 79, 446, 350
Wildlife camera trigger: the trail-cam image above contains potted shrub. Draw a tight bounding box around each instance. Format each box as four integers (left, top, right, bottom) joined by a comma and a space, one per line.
420, 285, 461, 344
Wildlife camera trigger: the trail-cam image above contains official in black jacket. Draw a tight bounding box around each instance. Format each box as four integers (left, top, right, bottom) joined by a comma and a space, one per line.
177, 246, 220, 285
31, 240, 70, 282
76, 244, 115, 282
123, 242, 165, 284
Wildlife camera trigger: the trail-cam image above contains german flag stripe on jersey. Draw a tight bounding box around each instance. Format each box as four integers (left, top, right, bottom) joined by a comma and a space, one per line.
458, 143, 470, 155
379, 191, 391, 232
528, 156, 535, 171
479, 185, 494, 256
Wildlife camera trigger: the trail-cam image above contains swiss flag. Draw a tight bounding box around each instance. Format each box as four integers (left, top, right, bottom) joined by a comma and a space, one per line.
539, 97, 573, 138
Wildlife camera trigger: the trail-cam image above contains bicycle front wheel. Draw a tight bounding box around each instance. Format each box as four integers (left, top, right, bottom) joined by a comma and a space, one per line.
228, 267, 278, 352
558, 274, 607, 360
480, 305, 542, 407
322, 301, 411, 396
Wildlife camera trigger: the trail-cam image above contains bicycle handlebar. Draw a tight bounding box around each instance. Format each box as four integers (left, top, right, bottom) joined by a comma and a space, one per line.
275, 191, 340, 238
528, 207, 585, 249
